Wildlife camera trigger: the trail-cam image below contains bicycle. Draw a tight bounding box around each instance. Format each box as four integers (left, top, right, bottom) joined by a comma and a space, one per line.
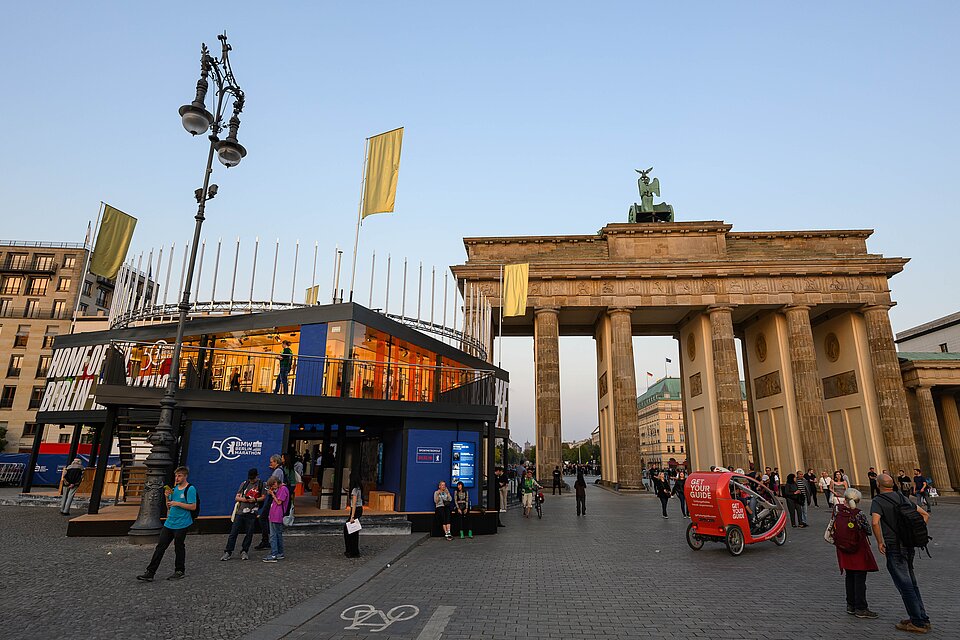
535, 490, 544, 519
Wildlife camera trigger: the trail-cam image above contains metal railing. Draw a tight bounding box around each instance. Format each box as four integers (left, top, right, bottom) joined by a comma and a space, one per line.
0, 261, 59, 273
108, 341, 496, 406
0, 240, 85, 249
0, 306, 69, 319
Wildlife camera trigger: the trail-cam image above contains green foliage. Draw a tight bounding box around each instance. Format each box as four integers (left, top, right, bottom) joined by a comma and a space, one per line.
0, 424, 7, 452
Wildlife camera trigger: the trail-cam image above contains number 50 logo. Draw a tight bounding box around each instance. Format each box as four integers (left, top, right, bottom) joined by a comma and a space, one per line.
210, 437, 243, 464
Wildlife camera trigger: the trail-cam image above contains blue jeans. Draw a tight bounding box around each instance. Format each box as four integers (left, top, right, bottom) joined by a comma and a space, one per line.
885, 544, 929, 626
798, 500, 808, 525
60, 485, 79, 514
269, 521, 285, 558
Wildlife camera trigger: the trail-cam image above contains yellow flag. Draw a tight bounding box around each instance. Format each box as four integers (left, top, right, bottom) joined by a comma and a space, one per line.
361, 127, 403, 219
503, 263, 529, 317
90, 204, 137, 279
305, 284, 320, 305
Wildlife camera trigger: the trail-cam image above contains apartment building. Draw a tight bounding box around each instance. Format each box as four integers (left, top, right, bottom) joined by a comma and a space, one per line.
637, 377, 750, 468
0, 240, 150, 452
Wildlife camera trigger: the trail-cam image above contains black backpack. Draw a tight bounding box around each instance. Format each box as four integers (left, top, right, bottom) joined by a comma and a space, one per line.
183, 483, 201, 519
878, 493, 930, 556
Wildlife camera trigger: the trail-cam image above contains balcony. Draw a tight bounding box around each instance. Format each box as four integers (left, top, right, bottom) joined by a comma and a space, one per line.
105, 341, 496, 408
0, 306, 69, 319
0, 260, 58, 274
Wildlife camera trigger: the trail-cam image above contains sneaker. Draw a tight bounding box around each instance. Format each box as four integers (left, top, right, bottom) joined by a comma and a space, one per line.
262, 556, 278, 563
846, 605, 856, 615
136, 573, 154, 582
855, 610, 879, 619
240, 551, 249, 561
276, 554, 285, 560
220, 552, 232, 561
895, 621, 929, 634
254, 543, 270, 550
166, 571, 185, 580
899, 620, 931, 630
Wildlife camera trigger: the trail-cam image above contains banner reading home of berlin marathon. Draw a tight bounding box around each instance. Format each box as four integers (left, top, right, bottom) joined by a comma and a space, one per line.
89, 204, 137, 279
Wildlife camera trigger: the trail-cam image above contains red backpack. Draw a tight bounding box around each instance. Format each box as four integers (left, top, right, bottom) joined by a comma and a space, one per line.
832, 507, 862, 553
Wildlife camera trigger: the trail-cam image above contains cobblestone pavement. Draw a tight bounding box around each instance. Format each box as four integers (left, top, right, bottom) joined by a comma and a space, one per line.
0, 506, 396, 640
271, 485, 958, 640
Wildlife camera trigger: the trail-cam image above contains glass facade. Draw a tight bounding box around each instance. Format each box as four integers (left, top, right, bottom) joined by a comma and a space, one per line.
115, 318, 488, 405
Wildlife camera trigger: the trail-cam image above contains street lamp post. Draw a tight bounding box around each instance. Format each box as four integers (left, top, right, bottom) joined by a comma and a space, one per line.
129, 34, 246, 541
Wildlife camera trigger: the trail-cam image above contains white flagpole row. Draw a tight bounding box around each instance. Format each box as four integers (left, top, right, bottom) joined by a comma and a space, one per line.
193, 239, 205, 311
270, 238, 279, 309
384, 254, 391, 314
290, 239, 299, 305
249, 236, 259, 306
211, 237, 222, 303
368, 251, 376, 308
229, 237, 240, 312
310, 241, 318, 305
163, 243, 175, 307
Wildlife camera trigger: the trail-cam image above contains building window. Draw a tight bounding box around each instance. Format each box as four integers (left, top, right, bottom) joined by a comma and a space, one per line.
680, 446, 684, 453
58, 433, 70, 444
51, 300, 66, 319
0, 386, 16, 409
63, 255, 77, 269
33, 255, 55, 271
0, 298, 10, 316
27, 277, 50, 296
82, 280, 92, 297
42, 326, 59, 348
95, 288, 108, 307
14, 325, 29, 347
940, 343, 949, 353
29, 387, 44, 409
78, 303, 88, 314
6, 253, 28, 269
57, 277, 71, 292
22, 423, 39, 437
7, 355, 23, 377
0, 276, 23, 295
36, 355, 51, 377
24, 299, 40, 318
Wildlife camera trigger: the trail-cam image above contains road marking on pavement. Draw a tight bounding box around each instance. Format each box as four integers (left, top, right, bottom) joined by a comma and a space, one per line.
340, 604, 420, 632
415, 605, 456, 640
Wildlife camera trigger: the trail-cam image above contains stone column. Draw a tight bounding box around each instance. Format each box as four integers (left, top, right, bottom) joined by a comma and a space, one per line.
534, 307, 562, 484
784, 305, 834, 474
608, 307, 643, 489
707, 306, 749, 469
862, 304, 919, 474
915, 386, 952, 494
939, 393, 960, 491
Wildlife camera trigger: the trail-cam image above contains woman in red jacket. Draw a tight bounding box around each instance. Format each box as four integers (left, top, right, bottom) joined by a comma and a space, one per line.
833, 488, 879, 619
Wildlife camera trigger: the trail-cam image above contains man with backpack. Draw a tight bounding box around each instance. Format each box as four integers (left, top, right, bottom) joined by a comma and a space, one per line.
870, 473, 931, 633
137, 466, 198, 582
221, 468, 264, 561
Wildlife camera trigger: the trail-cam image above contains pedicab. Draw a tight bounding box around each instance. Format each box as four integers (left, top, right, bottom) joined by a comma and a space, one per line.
684, 469, 787, 556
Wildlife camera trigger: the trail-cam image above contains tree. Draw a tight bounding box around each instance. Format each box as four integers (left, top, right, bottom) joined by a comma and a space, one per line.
0, 424, 6, 452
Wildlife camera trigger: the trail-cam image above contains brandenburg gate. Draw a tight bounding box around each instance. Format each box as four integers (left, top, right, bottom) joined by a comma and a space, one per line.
452, 193, 924, 490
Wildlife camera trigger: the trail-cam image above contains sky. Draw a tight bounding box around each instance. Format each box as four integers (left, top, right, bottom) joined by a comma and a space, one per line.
1, 3, 957, 444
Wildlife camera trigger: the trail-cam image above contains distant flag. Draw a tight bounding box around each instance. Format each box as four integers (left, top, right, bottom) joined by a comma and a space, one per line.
90, 204, 137, 280
503, 263, 530, 317
305, 284, 320, 305
665, 357, 672, 363
84, 221, 92, 247
361, 127, 404, 219
647, 372, 654, 377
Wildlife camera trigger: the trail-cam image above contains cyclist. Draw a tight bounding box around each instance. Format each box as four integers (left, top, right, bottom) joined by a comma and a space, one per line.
521, 469, 542, 519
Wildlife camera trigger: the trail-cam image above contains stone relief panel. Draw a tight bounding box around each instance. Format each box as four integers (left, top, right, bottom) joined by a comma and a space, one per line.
598, 372, 608, 399
755, 333, 768, 363
753, 370, 783, 399
824, 333, 840, 363
823, 370, 858, 399
689, 372, 703, 397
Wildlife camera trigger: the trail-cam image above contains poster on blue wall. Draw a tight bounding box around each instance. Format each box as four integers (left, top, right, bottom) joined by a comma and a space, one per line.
185, 421, 285, 517
451, 441, 476, 488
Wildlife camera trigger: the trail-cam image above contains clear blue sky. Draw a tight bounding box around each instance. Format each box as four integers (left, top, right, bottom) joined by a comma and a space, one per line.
1, 3, 957, 444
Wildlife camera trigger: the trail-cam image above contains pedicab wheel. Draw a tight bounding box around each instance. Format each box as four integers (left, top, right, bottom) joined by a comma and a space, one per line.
772, 527, 787, 546
725, 526, 745, 556
686, 522, 704, 550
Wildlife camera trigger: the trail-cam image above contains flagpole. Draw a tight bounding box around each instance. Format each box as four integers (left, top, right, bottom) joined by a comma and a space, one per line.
497, 263, 504, 368
348, 136, 371, 302
71, 201, 104, 333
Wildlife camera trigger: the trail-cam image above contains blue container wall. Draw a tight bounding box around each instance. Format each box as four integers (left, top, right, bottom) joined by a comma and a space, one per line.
295, 323, 327, 395
380, 429, 403, 499
184, 421, 286, 517
404, 428, 480, 512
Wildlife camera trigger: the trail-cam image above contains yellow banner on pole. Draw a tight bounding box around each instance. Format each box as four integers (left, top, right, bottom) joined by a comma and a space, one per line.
89, 204, 137, 279
305, 284, 320, 305
503, 263, 529, 317
361, 127, 403, 219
